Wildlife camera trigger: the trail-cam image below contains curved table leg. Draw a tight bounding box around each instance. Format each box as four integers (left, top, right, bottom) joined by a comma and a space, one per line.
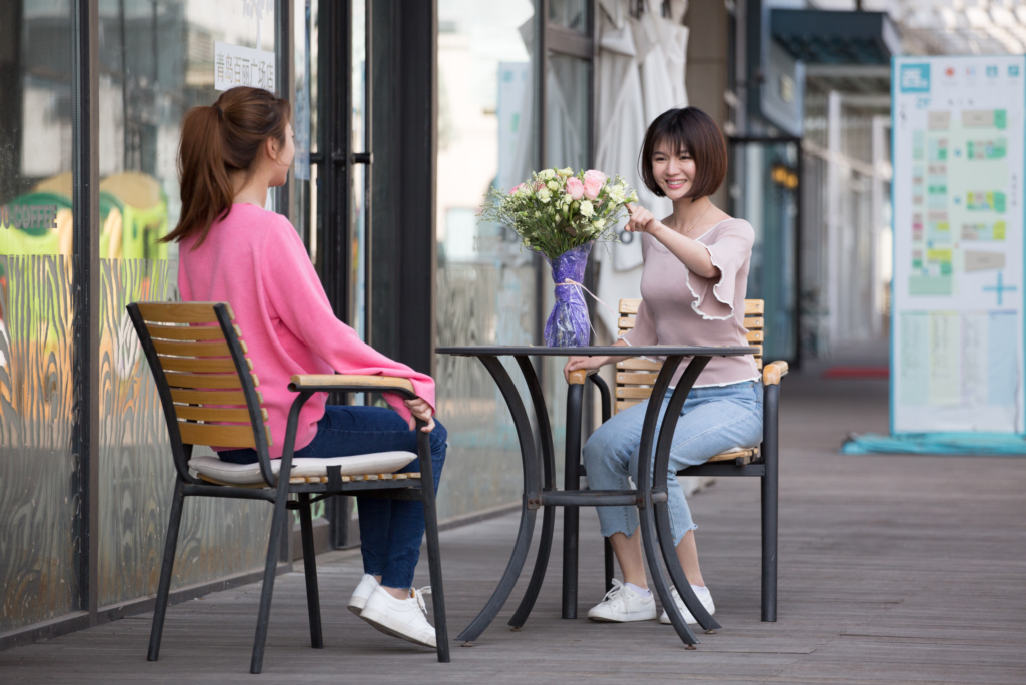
508, 357, 557, 630
457, 355, 542, 643
650, 356, 721, 634
634, 355, 700, 648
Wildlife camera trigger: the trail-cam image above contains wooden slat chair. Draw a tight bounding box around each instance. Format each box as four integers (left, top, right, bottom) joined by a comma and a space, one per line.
584, 298, 787, 621
127, 301, 449, 674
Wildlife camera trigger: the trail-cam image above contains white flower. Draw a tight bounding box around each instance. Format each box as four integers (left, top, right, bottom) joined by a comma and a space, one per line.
557, 167, 574, 177
580, 200, 595, 217
564, 194, 573, 204
592, 218, 606, 229
539, 169, 556, 180
629, 190, 639, 202
538, 188, 552, 203
547, 180, 560, 191
607, 186, 626, 204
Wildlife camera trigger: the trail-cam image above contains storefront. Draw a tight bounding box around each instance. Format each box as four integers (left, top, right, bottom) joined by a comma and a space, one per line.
0, 0, 603, 646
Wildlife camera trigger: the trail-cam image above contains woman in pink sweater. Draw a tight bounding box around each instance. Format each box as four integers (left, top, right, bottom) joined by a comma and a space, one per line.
164, 86, 444, 649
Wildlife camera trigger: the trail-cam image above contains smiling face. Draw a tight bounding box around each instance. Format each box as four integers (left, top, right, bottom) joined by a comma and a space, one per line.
651, 140, 698, 201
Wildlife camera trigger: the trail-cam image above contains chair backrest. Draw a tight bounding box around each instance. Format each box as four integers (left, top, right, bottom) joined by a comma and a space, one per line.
613, 298, 765, 415
127, 302, 271, 477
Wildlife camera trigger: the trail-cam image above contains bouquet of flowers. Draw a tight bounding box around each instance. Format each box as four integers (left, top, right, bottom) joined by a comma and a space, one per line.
480, 168, 638, 347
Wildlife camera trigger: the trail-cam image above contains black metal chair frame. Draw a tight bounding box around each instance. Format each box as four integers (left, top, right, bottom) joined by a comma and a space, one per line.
129, 302, 450, 674
584, 371, 780, 622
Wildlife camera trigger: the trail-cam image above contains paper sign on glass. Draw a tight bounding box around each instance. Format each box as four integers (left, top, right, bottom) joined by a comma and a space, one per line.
214, 41, 276, 93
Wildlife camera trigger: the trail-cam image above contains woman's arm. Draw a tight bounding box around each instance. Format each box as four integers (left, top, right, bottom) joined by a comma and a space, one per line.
625, 203, 719, 279
262, 219, 436, 431
563, 337, 629, 382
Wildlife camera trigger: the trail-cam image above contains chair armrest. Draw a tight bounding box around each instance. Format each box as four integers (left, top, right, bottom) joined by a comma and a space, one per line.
763, 361, 789, 386
289, 374, 417, 399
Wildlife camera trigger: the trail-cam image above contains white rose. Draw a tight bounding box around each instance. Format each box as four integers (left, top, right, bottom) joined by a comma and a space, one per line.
579, 200, 595, 217
538, 188, 552, 203
539, 169, 556, 180
547, 180, 560, 191
557, 167, 574, 177
592, 218, 606, 229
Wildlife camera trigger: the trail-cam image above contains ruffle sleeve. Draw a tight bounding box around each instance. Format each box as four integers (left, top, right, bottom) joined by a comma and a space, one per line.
685, 222, 754, 320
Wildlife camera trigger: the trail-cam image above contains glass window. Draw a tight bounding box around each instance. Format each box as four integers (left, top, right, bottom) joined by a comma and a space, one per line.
548, 0, 588, 33
96, 0, 277, 607
545, 53, 590, 170
0, 0, 81, 632
435, 0, 541, 520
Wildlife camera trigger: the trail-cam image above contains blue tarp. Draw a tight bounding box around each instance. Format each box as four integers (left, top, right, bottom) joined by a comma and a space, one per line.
841, 433, 1026, 456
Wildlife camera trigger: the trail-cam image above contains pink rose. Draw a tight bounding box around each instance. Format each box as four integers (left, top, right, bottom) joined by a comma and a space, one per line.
583, 169, 607, 200
566, 177, 585, 200
509, 183, 527, 194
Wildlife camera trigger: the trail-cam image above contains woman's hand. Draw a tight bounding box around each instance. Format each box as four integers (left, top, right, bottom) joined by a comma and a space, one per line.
404, 397, 435, 433
625, 203, 667, 237
563, 355, 609, 383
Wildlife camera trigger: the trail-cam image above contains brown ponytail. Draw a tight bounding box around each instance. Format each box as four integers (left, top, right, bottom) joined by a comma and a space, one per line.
162, 86, 291, 248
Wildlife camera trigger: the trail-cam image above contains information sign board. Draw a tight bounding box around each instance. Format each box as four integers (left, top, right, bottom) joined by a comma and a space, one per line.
892, 55, 1026, 434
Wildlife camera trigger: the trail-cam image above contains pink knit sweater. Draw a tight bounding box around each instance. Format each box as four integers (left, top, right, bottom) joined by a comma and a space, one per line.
178, 203, 435, 458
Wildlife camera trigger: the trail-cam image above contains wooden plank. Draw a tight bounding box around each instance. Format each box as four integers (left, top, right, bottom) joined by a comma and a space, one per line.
290, 374, 415, 393
152, 339, 233, 358
748, 344, 763, 356
136, 301, 234, 323
706, 447, 757, 463
616, 358, 662, 371
616, 387, 655, 400
746, 330, 764, 342
173, 406, 266, 424
147, 323, 227, 341
177, 422, 256, 448
159, 356, 244, 374
743, 317, 764, 329
618, 298, 641, 315
617, 372, 658, 385
170, 388, 258, 406
744, 299, 764, 315
615, 399, 642, 413
618, 317, 636, 329
196, 474, 268, 489
164, 372, 243, 390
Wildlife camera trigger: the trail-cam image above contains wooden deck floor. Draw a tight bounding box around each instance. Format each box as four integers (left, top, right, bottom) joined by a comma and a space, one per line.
2, 371, 1025, 684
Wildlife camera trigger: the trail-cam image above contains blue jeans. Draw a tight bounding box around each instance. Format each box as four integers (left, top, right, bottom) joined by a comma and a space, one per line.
583, 381, 762, 546
219, 405, 447, 589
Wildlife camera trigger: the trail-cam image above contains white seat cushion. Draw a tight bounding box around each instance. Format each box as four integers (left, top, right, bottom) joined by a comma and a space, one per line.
189, 452, 418, 485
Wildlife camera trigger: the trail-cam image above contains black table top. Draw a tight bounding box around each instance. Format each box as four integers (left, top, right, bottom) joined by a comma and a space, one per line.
436, 345, 756, 358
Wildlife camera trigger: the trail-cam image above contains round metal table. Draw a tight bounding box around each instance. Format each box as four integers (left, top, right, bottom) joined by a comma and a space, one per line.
436, 345, 756, 648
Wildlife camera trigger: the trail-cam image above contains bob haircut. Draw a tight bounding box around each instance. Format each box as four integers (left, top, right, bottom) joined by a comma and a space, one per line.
639, 107, 727, 199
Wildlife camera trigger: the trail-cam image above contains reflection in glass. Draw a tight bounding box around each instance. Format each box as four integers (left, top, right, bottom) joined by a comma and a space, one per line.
0, 0, 81, 632
96, 0, 276, 606
546, 54, 590, 171
549, 0, 588, 33
436, 1, 554, 518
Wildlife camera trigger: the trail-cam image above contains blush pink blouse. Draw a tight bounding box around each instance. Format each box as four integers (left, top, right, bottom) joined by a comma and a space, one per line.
621, 218, 761, 388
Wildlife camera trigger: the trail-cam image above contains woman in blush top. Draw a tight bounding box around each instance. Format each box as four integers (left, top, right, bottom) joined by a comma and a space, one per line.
563, 107, 762, 625
164, 86, 444, 649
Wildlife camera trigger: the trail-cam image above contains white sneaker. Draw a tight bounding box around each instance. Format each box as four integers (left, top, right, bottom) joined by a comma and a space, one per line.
347, 574, 379, 616
359, 585, 436, 648
659, 585, 715, 625
587, 580, 657, 622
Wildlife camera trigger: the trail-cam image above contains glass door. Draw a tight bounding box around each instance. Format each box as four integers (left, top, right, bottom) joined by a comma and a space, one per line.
728, 137, 802, 366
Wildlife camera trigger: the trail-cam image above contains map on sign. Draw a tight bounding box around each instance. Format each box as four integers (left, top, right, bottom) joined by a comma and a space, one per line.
892, 56, 1025, 435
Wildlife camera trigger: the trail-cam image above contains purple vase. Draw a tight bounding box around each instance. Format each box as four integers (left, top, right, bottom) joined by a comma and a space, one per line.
544, 242, 592, 347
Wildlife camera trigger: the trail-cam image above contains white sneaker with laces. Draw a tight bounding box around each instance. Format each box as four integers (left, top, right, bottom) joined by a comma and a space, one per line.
587, 579, 657, 622
659, 585, 715, 625
347, 574, 379, 616
359, 585, 436, 648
